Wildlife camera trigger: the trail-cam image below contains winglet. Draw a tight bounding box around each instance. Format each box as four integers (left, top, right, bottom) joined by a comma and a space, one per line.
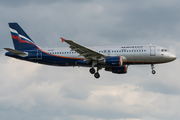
60, 37, 66, 42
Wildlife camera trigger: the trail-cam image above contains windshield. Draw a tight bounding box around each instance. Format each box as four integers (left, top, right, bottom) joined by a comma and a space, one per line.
161, 49, 169, 52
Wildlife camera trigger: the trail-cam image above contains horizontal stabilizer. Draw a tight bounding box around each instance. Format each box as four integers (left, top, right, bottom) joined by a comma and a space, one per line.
4, 48, 28, 57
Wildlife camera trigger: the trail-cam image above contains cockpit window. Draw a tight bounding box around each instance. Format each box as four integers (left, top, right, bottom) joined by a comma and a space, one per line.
161, 49, 168, 52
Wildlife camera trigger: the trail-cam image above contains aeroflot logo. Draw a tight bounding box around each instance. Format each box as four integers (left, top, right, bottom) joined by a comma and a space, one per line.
10, 28, 36, 45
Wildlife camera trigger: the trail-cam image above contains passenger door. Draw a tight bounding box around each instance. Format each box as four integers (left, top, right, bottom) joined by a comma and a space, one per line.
150, 46, 155, 56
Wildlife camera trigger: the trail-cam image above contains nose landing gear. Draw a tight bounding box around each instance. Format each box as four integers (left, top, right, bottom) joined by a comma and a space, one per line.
151, 64, 156, 74
152, 70, 156, 74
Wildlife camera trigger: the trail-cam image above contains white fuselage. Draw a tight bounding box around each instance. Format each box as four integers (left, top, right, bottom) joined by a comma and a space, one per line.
42, 45, 176, 65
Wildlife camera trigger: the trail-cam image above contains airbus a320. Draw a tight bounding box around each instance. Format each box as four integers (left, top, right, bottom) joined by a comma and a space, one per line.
4, 23, 176, 78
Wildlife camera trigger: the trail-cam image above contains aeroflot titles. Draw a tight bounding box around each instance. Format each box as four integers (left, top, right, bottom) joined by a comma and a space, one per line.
121, 46, 143, 48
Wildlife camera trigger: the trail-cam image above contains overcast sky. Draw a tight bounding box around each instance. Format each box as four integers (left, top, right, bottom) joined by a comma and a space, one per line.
0, 0, 180, 120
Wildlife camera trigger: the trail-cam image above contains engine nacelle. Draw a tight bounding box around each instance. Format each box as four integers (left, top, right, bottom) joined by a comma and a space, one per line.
98, 56, 123, 67
105, 65, 128, 74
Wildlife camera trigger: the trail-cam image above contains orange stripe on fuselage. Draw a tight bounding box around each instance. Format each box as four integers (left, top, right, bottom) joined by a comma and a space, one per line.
125, 65, 127, 73
119, 56, 121, 66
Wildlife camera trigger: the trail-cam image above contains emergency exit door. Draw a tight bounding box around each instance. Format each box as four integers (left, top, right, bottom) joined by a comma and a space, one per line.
37, 50, 42, 59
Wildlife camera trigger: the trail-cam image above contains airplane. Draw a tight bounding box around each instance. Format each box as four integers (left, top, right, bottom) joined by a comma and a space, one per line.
4, 23, 177, 78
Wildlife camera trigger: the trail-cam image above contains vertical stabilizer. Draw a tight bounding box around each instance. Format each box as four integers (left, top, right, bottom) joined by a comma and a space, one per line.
9, 23, 39, 50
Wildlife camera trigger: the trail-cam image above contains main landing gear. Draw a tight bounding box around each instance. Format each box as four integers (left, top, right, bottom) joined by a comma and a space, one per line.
151, 64, 156, 74
89, 68, 95, 74
89, 61, 101, 79
89, 67, 101, 79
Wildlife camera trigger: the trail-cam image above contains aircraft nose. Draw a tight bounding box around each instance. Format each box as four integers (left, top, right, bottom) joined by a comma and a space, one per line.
170, 54, 177, 61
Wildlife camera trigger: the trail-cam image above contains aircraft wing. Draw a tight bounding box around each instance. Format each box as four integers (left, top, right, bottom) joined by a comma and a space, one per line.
61, 37, 105, 63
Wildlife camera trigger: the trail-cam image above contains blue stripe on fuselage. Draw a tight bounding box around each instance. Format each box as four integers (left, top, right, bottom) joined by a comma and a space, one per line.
5, 50, 85, 66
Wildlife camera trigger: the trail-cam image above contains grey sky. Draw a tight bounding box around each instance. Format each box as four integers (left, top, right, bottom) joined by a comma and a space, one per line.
0, 0, 180, 120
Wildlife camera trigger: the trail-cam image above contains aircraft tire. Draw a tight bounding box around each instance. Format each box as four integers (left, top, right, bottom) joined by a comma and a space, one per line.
94, 72, 100, 79
152, 70, 156, 74
90, 68, 95, 74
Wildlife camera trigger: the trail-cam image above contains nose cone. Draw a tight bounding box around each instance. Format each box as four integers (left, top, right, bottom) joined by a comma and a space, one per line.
169, 54, 177, 61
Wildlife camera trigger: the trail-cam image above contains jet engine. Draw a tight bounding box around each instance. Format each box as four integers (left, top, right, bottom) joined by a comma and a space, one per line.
98, 56, 123, 67
105, 65, 128, 74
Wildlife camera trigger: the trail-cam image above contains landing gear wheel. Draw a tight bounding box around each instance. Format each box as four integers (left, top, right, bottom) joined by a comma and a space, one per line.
152, 70, 156, 74
89, 68, 95, 74
94, 72, 100, 79
151, 64, 156, 75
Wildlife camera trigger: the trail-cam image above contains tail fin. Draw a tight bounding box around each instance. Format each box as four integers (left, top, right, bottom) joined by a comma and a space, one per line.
9, 23, 39, 50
